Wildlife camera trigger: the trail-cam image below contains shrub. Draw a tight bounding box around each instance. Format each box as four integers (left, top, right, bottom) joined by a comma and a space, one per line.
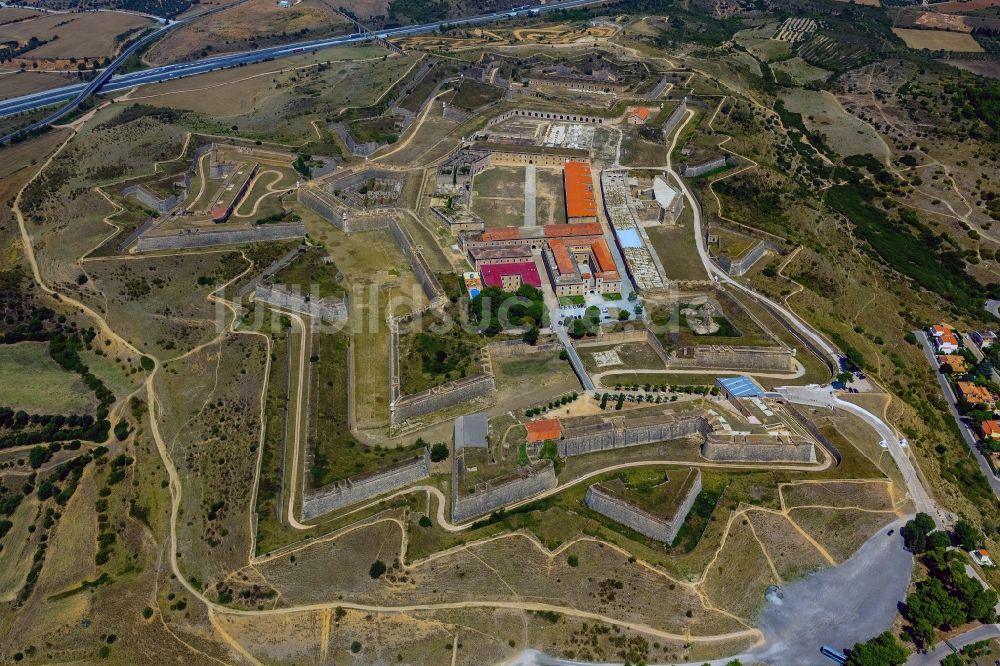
369, 560, 386, 579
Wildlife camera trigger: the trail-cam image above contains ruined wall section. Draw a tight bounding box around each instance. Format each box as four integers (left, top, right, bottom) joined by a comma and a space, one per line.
255, 285, 347, 322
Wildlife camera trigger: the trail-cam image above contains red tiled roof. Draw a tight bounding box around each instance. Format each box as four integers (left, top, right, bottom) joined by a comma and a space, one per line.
564, 161, 596, 219
526, 418, 562, 442
542, 222, 602, 238
981, 420, 1000, 437
480, 262, 541, 288
211, 206, 230, 221
629, 107, 651, 120
482, 226, 521, 242
548, 239, 577, 276
590, 237, 616, 273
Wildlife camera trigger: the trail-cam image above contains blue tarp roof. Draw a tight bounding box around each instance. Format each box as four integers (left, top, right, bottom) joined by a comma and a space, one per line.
616, 228, 643, 248
717, 376, 764, 398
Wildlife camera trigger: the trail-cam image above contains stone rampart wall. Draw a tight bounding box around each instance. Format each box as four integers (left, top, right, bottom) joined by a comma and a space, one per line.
485, 108, 610, 127
255, 285, 347, 322
388, 218, 446, 305
301, 449, 430, 520
668, 345, 795, 372
701, 438, 816, 463
576, 327, 671, 366
662, 97, 688, 138
683, 156, 728, 178
452, 460, 556, 523
585, 469, 700, 544
391, 373, 495, 427
135, 223, 306, 252
298, 186, 392, 233
485, 339, 563, 358
728, 241, 775, 277
558, 415, 708, 458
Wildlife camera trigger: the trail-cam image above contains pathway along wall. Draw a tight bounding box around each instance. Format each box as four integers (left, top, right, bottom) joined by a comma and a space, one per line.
301, 449, 430, 520
585, 469, 701, 545
452, 459, 557, 523
135, 222, 306, 252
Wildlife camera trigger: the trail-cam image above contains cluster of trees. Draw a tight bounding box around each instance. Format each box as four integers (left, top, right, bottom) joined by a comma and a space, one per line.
525, 393, 578, 417
898, 513, 996, 651
470, 285, 547, 336
567, 306, 602, 340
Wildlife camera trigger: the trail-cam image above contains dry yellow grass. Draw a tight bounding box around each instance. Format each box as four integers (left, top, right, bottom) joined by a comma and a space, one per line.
893, 27, 984, 52
0, 12, 151, 60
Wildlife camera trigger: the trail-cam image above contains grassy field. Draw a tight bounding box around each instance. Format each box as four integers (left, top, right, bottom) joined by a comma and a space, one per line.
771, 57, 831, 85
450, 79, 503, 111
0, 70, 77, 101
646, 221, 710, 282
147, 0, 350, 63
893, 28, 984, 52
0, 12, 151, 60
779, 89, 889, 160
0, 342, 96, 414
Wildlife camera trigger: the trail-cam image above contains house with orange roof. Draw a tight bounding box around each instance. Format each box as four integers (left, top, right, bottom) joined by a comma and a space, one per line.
956, 381, 994, 406
936, 354, 967, 373
980, 420, 1000, 440
929, 324, 954, 338
936, 333, 960, 354
526, 418, 562, 443
627, 107, 652, 125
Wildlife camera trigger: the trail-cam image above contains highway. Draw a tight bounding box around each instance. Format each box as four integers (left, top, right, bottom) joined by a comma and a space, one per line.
0, 0, 606, 139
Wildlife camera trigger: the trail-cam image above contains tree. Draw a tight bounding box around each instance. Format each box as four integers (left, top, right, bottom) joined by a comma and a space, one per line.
522, 326, 539, 345
954, 519, 982, 550
940, 654, 963, 666
430, 442, 449, 463
926, 530, 951, 551
901, 513, 935, 553
569, 318, 587, 339
369, 560, 386, 579
845, 631, 908, 665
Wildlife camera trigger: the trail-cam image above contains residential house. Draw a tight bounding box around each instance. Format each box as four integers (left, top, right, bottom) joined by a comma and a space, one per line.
980, 420, 1000, 440
935, 333, 960, 354
936, 354, 967, 373
956, 381, 994, 406
972, 331, 998, 349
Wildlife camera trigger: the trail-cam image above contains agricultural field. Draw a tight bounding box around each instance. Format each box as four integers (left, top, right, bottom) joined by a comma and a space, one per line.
779, 88, 890, 160
893, 27, 985, 52
147, 0, 351, 64
0, 11, 151, 61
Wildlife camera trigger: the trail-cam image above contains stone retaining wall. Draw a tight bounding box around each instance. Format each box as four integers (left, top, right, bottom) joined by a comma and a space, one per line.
388, 218, 446, 305
452, 460, 556, 523
255, 285, 347, 322
683, 156, 728, 178
301, 449, 430, 519
558, 414, 708, 457
701, 437, 816, 463
391, 373, 495, 427
662, 97, 688, 138
575, 327, 671, 366
122, 184, 183, 213
585, 468, 701, 544
485, 108, 611, 127
727, 241, 776, 277
298, 186, 392, 233
135, 222, 306, 252
669, 345, 795, 372
485, 339, 563, 358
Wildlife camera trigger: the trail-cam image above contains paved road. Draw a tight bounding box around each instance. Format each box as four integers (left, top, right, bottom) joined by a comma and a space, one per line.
778, 384, 941, 523
554, 324, 595, 391
906, 624, 1000, 665
987, 299, 1000, 320
0, 0, 608, 133
512, 519, 913, 666
914, 330, 1000, 499
524, 164, 537, 227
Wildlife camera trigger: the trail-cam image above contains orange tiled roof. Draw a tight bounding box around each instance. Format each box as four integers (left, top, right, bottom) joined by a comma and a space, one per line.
526, 418, 562, 442
591, 237, 616, 274
936, 355, 967, 371
564, 161, 596, 219
482, 226, 521, 242
957, 381, 993, 404
630, 107, 651, 120
981, 420, 1000, 437
939, 333, 960, 347
548, 239, 577, 276
931, 324, 954, 337
542, 222, 603, 238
